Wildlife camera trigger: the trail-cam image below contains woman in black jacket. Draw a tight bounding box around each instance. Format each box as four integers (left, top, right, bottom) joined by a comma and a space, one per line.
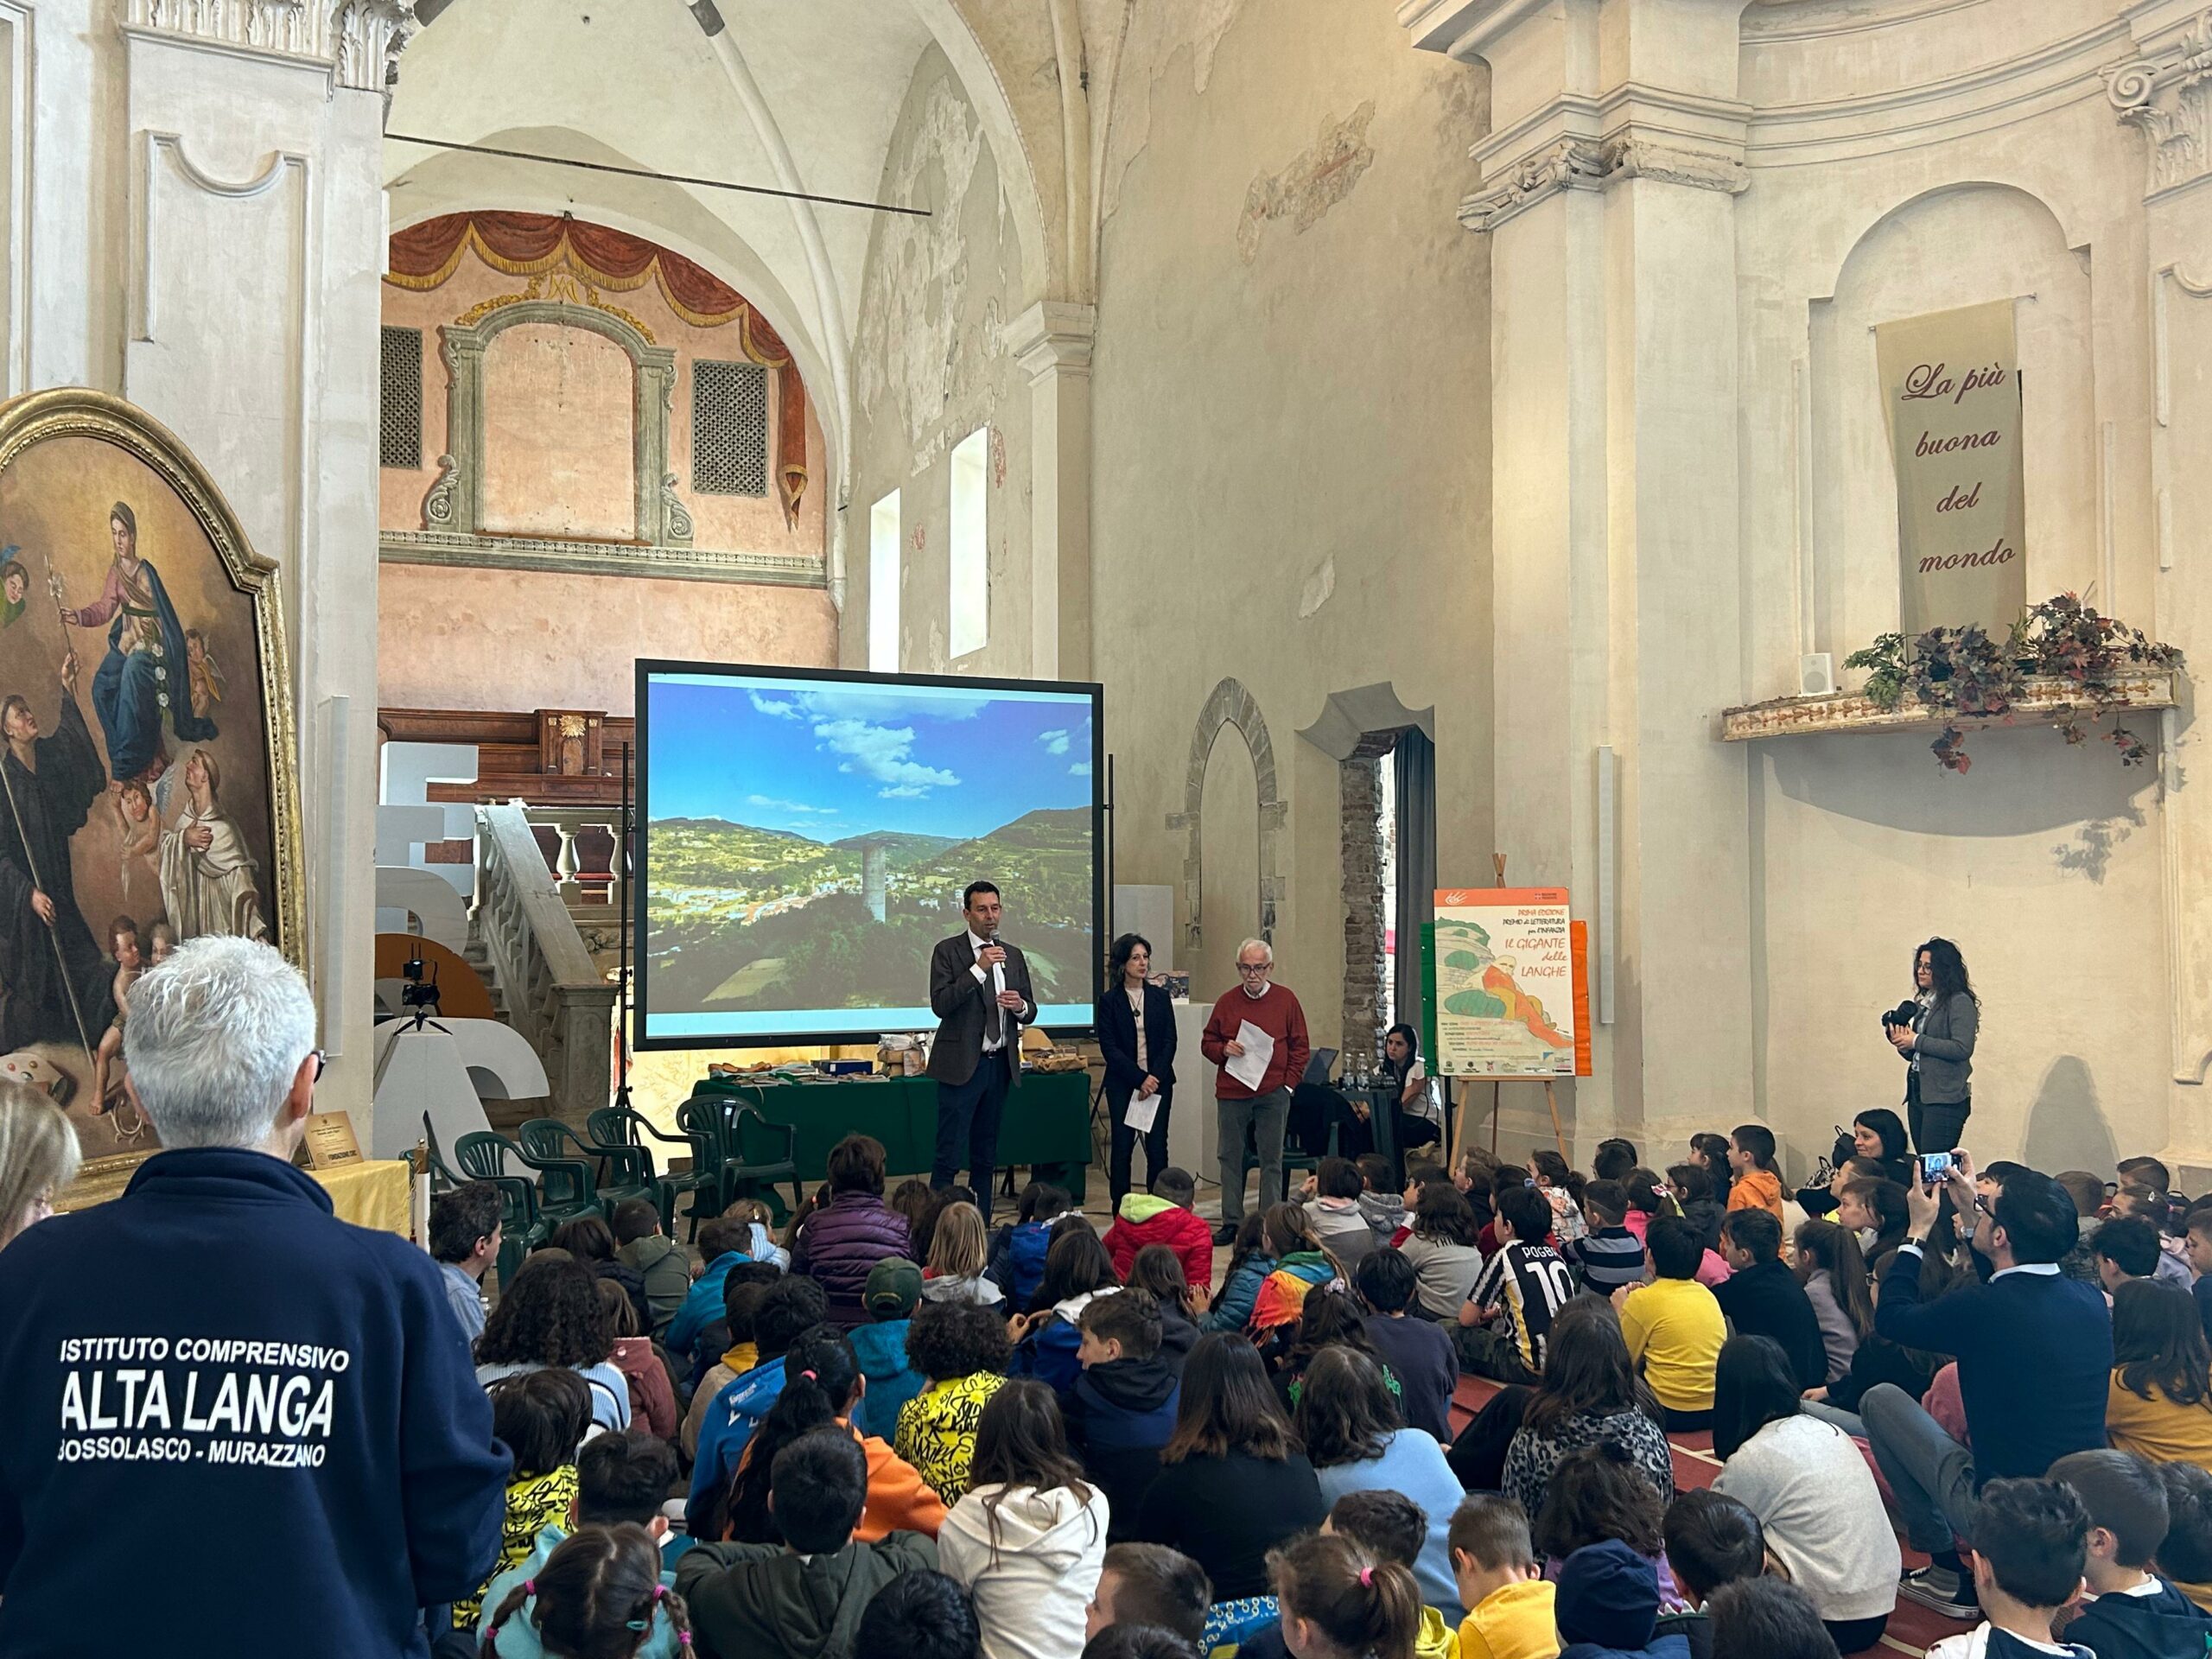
1097, 931, 1179, 1206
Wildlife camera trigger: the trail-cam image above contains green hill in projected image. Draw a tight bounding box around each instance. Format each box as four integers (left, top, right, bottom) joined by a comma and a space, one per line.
646, 807, 1093, 1020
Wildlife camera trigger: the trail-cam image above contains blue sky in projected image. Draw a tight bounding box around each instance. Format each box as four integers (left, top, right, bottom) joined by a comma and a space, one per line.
648, 676, 1096, 841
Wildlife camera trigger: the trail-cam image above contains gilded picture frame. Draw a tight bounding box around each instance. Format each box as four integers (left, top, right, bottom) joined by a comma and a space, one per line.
0, 389, 307, 1208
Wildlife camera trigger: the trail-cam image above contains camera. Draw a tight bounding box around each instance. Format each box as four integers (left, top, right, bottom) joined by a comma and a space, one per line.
1917, 1151, 1954, 1185
400, 953, 442, 1012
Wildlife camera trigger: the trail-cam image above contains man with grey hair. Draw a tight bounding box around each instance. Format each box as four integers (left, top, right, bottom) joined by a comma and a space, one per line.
0, 935, 510, 1657
1199, 937, 1310, 1243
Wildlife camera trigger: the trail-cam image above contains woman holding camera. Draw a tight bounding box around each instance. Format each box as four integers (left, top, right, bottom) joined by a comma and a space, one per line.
1886, 938, 1979, 1154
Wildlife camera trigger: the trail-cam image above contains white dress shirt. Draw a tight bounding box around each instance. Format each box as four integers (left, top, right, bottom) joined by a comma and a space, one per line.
967, 926, 1007, 1052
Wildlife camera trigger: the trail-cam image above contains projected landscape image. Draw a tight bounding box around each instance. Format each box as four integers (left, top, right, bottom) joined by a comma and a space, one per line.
639, 671, 1097, 1042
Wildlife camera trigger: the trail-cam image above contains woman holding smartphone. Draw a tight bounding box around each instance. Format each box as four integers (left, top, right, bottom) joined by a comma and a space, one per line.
1887, 938, 1979, 1154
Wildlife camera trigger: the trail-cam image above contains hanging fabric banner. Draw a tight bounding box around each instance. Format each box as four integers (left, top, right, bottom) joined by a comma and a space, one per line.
1874, 298, 2028, 637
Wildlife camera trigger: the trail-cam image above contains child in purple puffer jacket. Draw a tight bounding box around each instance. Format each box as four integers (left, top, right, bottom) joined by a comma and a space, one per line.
791, 1134, 912, 1329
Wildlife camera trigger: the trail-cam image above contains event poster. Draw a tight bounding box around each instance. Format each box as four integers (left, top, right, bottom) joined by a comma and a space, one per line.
1874, 297, 2029, 637
1430, 887, 1576, 1078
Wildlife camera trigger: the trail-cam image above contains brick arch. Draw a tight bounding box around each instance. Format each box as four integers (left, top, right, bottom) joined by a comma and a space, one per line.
1168, 678, 1287, 953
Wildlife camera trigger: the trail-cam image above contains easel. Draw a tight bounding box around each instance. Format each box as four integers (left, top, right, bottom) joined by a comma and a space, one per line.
1441, 853, 1571, 1166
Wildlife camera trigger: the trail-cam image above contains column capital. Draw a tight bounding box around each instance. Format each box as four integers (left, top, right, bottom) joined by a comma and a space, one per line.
2106, 5, 2212, 200
121, 0, 416, 90
1006, 300, 1096, 382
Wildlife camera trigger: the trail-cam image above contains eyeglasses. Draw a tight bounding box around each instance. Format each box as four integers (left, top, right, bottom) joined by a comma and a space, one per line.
1236, 963, 1271, 976
310, 1050, 327, 1082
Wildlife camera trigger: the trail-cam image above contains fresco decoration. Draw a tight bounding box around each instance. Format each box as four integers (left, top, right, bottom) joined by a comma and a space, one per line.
0, 390, 305, 1201
386, 211, 810, 526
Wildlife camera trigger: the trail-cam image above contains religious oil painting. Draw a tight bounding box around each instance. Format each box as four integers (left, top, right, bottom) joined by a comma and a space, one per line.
0, 391, 304, 1187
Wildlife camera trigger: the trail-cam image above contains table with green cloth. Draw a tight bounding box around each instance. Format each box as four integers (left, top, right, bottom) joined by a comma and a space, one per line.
691, 1069, 1094, 1202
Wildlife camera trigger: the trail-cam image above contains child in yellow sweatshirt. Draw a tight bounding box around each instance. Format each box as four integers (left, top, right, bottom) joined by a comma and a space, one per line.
1449, 1494, 1559, 1659
1723, 1124, 1785, 1224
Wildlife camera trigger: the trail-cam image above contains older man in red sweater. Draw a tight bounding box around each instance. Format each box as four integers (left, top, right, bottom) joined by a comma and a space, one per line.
1200, 938, 1310, 1245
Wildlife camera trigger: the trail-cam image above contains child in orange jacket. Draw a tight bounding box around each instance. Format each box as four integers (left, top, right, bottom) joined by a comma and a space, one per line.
1724, 1123, 1785, 1224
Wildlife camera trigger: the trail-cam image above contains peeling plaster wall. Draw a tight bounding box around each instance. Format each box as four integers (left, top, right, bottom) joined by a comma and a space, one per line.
848, 44, 1034, 677
1090, 0, 1494, 1039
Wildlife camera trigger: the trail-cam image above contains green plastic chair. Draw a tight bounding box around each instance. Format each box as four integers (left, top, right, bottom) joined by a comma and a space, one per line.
451, 1129, 556, 1283
516, 1117, 662, 1224
675, 1096, 736, 1230
715, 1090, 804, 1223
586, 1106, 709, 1236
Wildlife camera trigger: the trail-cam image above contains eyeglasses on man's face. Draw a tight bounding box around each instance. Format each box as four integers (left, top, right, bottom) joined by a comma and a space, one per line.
1236, 963, 1271, 976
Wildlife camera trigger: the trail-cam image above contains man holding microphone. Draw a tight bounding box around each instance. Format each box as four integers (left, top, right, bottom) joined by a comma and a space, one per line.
1201, 938, 1310, 1244
926, 880, 1035, 1224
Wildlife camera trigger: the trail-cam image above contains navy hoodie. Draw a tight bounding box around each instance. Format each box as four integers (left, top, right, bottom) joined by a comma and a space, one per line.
1065, 1352, 1180, 1541
0, 1148, 511, 1658
2064, 1580, 2212, 1659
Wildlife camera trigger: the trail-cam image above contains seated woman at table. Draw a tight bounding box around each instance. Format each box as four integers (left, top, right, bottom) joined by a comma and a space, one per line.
1334, 1023, 1444, 1163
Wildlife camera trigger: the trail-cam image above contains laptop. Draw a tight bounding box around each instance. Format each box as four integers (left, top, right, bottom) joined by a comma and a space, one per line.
1302, 1047, 1338, 1086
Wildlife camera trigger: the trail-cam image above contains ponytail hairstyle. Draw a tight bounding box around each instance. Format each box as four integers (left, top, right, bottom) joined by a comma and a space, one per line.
1531, 1149, 1586, 1209
720, 1324, 860, 1542
1793, 1219, 1874, 1341
1262, 1200, 1324, 1262
476, 1522, 690, 1659
1268, 1530, 1422, 1659
1624, 1167, 1678, 1221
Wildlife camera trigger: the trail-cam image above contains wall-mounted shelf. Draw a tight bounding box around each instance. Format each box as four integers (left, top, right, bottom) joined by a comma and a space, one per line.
1719, 671, 2180, 742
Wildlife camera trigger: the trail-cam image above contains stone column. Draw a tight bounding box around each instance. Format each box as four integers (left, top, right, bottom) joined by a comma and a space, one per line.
1007, 300, 1095, 680
1408, 0, 1757, 1154
119, 0, 414, 1132
2107, 3, 2212, 1174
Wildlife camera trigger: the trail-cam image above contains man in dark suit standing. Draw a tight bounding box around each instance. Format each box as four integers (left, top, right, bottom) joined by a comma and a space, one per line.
925, 880, 1035, 1223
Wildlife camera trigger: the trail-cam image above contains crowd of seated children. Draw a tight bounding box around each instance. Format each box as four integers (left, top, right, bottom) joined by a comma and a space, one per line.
717, 1323, 944, 1548
1295, 1346, 1466, 1619
687, 1274, 830, 1534
417, 1089, 2212, 1659
479, 1430, 690, 1656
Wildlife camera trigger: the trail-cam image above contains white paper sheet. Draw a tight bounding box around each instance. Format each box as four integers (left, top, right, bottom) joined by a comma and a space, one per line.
1124, 1090, 1160, 1134
1224, 1020, 1274, 1090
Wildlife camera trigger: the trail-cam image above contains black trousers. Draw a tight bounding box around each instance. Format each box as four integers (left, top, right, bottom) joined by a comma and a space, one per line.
934, 1058, 1012, 1223
1825, 1612, 1890, 1655
1109, 1085, 1172, 1207
1908, 1075, 1971, 1153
